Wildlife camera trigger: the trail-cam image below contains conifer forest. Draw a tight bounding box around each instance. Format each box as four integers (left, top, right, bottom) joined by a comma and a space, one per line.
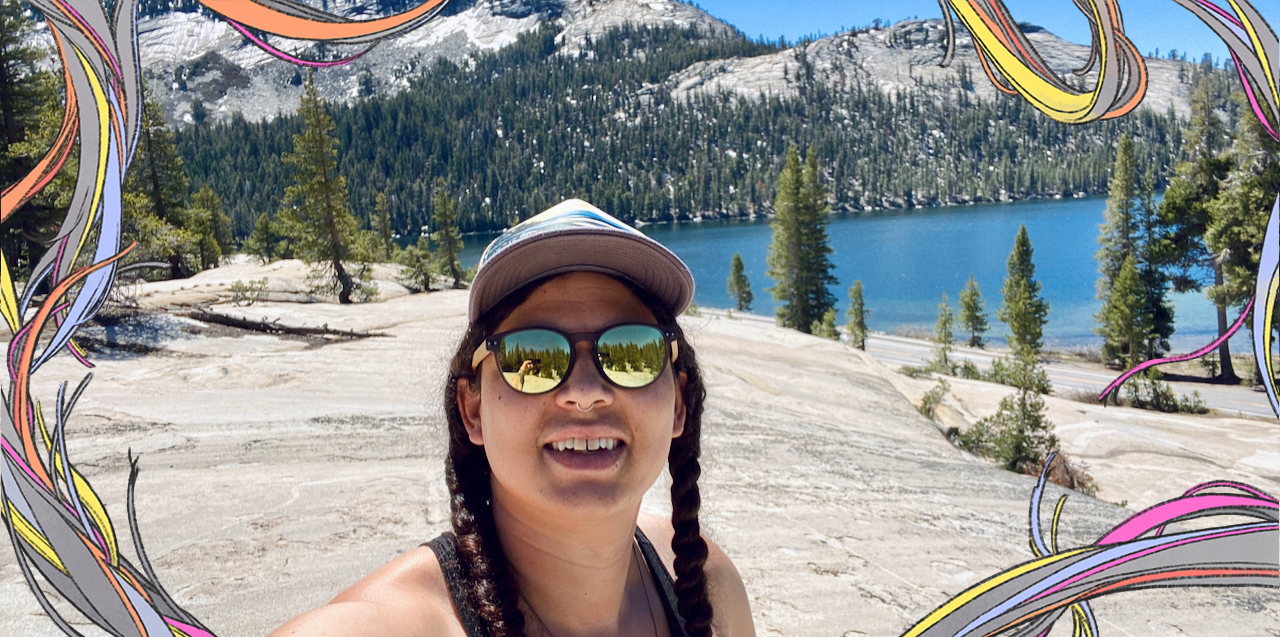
173, 23, 1190, 240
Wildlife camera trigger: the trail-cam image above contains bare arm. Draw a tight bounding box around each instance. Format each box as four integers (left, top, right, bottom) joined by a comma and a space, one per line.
265, 545, 461, 637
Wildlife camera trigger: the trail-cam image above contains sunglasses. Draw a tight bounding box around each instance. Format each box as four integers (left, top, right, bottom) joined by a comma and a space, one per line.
471, 323, 679, 394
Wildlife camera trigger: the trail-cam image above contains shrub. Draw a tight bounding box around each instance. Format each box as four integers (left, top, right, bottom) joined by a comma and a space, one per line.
397, 236, 435, 292
918, 378, 950, 420
810, 307, 840, 340
956, 355, 1058, 474
230, 278, 267, 306
898, 364, 933, 379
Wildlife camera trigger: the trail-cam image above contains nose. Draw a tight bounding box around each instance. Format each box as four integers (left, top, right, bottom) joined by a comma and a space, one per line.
555, 341, 614, 411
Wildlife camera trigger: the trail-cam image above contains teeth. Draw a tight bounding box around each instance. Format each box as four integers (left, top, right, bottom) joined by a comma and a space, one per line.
551, 438, 619, 452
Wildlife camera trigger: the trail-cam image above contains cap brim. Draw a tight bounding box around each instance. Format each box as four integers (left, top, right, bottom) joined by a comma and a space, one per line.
468, 228, 694, 322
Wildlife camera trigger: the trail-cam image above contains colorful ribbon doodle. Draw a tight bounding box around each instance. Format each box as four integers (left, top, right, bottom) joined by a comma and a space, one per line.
900, 454, 1279, 637
3, 1, 1278, 636
937, 0, 1148, 123
2, 1, 455, 635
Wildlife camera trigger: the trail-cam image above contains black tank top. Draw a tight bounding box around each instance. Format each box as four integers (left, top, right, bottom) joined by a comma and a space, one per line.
425, 528, 688, 637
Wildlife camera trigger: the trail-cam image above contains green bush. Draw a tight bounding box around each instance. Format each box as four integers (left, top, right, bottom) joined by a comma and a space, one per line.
918, 378, 950, 421
810, 307, 840, 340
1124, 370, 1209, 414
898, 364, 933, 379
956, 355, 1058, 474
958, 386, 1058, 473
230, 278, 267, 306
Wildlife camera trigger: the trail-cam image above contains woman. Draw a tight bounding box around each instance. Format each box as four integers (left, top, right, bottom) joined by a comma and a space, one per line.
270, 200, 754, 637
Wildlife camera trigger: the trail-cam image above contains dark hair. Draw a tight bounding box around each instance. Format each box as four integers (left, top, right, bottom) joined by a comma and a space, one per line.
442, 275, 713, 637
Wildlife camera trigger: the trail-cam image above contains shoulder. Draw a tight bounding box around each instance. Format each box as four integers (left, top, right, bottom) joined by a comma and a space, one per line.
267, 541, 466, 637
637, 512, 756, 637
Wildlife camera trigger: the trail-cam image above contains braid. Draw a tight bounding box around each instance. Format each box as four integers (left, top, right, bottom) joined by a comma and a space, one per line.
445, 316, 528, 637
665, 321, 715, 637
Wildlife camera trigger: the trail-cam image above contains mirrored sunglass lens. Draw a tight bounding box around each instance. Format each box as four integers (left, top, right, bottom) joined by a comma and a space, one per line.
497, 330, 570, 393
597, 325, 667, 388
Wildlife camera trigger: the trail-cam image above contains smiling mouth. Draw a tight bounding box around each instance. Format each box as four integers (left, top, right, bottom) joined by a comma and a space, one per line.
548, 437, 621, 452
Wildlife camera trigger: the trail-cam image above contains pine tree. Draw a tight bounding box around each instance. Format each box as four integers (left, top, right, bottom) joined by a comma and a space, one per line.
373, 191, 394, 261
1135, 164, 1174, 356
3, 64, 72, 280
0, 0, 46, 177
810, 307, 839, 340
846, 280, 869, 350
1097, 133, 1138, 290
1205, 91, 1280, 384
767, 144, 836, 332
932, 293, 956, 373
997, 225, 1050, 359
958, 274, 988, 347
244, 211, 281, 263
1095, 254, 1152, 370
799, 146, 838, 323
1096, 133, 1142, 366
187, 185, 231, 269
431, 178, 465, 288
1155, 74, 1237, 380
767, 145, 805, 329
958, 354, 1058, 473
726, 252, 753, 311
276, 71, 363, 303
397, 235, 435, 292
125, 97, 194, 278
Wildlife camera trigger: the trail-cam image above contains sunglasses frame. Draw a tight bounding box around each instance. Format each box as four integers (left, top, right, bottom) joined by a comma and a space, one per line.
471, 322, 680, 395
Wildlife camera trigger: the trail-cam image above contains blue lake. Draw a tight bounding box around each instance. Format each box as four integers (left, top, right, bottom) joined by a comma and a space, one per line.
455, 196, 1249, 353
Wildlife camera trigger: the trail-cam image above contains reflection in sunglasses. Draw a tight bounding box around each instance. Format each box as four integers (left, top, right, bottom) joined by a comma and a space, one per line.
487, 324, 672, 394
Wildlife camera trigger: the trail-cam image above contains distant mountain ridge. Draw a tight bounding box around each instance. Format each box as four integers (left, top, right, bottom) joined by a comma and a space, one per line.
22, 0, 1196, 126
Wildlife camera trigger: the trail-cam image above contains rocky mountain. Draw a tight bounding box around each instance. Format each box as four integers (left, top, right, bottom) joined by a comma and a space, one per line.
139, 0, 732, 124
26, 0, 1194, 126
660, 19, 1193, 120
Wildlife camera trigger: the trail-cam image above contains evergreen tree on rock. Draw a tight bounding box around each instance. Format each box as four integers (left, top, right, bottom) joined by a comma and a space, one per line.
767, 144, 836, 332
276, 71, 364, 303
933, 292, 956, 373
431, 178, 466, 288
846, 280, 869, 350
959, 274, 988, 348
997, 225, 1050, 359
188, 184, 232, 270
245, 211, 282, 263
727, 252, 753, 311
811, 307, 840, 340
1096, 133, 1172, 367
125, 97, 195, 278
373, 191, 394, 261
1155, 75, 1237, 381
1205, 91, 1280, 384
1096, 254, 1153, 373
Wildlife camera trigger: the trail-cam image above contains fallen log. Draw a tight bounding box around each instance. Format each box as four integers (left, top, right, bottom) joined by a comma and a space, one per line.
183, 310, 390, 339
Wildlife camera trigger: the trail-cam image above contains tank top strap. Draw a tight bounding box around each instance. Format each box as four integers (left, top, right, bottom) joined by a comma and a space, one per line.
634, 527, 689, 637
424, 533, 493, 637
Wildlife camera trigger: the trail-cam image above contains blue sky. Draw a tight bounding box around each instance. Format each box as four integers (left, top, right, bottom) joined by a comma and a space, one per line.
693, 0, 1279, 65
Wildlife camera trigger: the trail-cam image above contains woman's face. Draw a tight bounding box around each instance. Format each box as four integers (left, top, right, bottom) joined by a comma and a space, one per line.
458, 272, 687, 523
